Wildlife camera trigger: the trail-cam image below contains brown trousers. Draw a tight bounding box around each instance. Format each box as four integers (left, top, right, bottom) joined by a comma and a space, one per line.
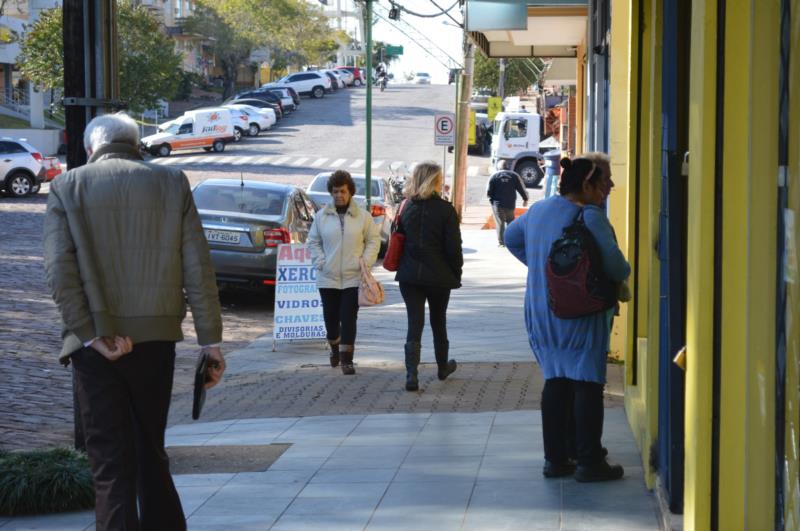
71, 341, 185, 531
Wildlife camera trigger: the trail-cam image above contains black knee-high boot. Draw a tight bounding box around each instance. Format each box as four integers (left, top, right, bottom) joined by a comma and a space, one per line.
434, 340, 456, 381
328, 337, 341, 368
404, 342, 421, 391
340, 345, 355, 375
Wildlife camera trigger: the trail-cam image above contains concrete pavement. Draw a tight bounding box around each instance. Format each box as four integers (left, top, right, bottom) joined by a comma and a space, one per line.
0, 228, 657, 530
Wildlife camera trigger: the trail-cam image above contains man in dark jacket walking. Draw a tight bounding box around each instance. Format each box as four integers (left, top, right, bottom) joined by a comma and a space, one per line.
487, 160, 529, 246
43, 113, 224, 531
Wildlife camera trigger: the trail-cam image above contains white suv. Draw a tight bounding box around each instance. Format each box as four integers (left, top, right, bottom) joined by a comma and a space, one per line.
276, 72, 331, 99
0, 138, 45, 197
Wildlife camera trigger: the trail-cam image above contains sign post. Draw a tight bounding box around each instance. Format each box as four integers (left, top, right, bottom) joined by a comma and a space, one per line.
272, 244, 327, 350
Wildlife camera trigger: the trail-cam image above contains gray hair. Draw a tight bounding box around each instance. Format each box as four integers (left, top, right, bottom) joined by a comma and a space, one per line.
83, 113, 139, 152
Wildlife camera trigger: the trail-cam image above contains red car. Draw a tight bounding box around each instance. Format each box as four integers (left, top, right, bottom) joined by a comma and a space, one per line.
336, 66, 363, 87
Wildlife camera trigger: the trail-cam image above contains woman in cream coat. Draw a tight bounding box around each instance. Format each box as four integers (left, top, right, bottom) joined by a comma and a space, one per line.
307, 170, 381, 374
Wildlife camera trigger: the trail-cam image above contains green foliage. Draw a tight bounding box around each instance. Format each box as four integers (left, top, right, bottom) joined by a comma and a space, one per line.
183, 3, 253, 100
18, 2, 182, 113
0, 448, 94, 516
372, 41, 401, 66
18, 8, 63, 91
473, 52, 544, 95
117, 1, 182, 113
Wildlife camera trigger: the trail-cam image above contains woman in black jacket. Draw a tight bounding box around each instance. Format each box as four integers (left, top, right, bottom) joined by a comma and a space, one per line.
396, 162, 463, 391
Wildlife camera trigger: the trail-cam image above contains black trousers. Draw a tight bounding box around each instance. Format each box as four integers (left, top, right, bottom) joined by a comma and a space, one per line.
541, 377, 605, 467
399, 282, 451, 345
319, 287, 359, 344
71, 341, 185, 531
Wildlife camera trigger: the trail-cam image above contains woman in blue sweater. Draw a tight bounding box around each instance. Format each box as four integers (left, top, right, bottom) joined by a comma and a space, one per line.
505, 153, 630, 482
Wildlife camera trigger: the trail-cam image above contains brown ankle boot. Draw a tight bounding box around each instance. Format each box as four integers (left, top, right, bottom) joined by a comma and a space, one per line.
340, 345, 355, 375
328, 338, 340, 368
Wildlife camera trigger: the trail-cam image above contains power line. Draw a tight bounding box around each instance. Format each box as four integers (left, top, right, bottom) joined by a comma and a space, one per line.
390, 0, 459, 19
372, 8, 455, 69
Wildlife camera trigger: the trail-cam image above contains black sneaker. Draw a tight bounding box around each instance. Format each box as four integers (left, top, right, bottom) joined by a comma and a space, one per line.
574, 460, 624, 482
543, 460, 576, 478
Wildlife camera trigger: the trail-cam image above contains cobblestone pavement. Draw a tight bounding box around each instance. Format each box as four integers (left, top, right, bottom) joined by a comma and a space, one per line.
0, 190, 272, 451
167, 361, 625, 427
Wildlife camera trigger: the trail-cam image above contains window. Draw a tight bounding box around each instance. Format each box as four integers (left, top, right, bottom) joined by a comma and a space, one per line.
193, 186, 287, 216
178, 123, 193, 135
503, 119, 527, 139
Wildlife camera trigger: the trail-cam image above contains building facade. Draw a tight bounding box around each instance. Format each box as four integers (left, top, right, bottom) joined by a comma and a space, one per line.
468, 0, 799, 528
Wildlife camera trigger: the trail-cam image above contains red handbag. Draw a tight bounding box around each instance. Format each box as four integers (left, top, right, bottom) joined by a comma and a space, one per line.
382, 200, 408, 272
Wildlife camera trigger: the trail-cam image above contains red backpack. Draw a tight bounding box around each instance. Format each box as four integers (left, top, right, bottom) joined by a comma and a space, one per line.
546, 209, 617, 319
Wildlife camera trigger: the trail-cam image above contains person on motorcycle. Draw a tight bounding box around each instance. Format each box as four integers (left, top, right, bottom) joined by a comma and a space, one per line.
375, 63, 388, 90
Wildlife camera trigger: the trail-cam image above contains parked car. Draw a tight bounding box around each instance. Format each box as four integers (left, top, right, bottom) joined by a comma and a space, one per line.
0, 138, 45, 197
333, 68, 354, 86
414, 72, 431, 84
306, 172, 396, 253
261, 83, 301, 107
336, 66, 363, 86
42, 156, 63, 182
275, 71, 331, 98
223, 104, 275, 135
193, 179, 319, 289
320, 71, 339, 91
232, 90, 285, 116
257, 87, 296, 112
226, 98, 283, 121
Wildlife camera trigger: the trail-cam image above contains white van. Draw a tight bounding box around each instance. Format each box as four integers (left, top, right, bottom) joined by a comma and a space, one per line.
141, 108, 235, 157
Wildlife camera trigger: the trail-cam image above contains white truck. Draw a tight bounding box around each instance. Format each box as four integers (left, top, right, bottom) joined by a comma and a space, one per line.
141, 108, 235, 157
490, 111, 544, 187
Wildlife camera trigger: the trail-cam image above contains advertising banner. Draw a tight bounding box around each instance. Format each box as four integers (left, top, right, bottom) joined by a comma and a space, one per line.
273, 243, 327, 341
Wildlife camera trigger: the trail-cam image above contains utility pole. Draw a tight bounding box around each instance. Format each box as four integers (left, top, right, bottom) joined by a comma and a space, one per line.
364, 0, 373, 208
62, 0, 121, 450
452, 39, 473, 220
498, 58, 506, 98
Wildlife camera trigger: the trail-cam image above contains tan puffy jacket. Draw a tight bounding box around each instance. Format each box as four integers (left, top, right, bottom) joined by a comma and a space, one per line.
43, 143, 222, 362
307, 201, 381, 289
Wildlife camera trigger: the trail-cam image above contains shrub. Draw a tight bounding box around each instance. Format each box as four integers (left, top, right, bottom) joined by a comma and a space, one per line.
0, 448, 94, 516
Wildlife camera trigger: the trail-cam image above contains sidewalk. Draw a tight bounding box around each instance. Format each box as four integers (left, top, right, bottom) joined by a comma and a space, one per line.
0, 229, 658, 531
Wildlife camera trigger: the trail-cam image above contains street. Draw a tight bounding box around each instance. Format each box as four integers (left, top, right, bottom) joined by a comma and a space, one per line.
0, 83, 509, 451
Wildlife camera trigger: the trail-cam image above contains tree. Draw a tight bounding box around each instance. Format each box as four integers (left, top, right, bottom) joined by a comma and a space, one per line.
18, 2, 182, 113
372, 40, 401, 66
200, 0, 342, 70
183, 4, 253, 100
473, 52, 543, 95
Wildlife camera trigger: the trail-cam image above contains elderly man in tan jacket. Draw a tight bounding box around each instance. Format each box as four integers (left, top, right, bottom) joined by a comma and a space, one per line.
43, 113, 224, 531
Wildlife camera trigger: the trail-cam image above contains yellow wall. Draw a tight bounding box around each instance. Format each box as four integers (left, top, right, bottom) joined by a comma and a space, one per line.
621, 0, 662, 491
684, 0, 718, 527
609, 0, 632, 362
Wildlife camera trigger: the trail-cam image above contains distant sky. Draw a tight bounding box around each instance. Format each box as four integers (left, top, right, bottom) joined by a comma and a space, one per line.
323, 0, 465, 85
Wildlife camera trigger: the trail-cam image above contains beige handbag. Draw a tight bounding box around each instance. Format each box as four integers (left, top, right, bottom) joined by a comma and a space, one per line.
358, 257, 385, 306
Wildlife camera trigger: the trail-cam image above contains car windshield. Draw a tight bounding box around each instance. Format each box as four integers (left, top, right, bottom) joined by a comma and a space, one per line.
193, 185, 287, 216
309, 177, 381, 197
161, 123, 179, 134
417, 73, 429, 77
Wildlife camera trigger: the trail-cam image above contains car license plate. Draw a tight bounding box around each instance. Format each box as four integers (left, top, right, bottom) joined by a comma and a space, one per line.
205, 230, 241, 244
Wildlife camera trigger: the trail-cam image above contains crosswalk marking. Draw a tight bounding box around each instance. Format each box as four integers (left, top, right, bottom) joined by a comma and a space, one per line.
148, 153, 486, 179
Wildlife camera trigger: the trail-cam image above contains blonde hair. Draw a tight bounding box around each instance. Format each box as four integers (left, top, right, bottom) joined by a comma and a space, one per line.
579, 151, 611, 170
404, 161, 442, 200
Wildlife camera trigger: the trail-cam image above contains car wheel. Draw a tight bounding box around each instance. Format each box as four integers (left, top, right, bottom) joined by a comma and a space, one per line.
5, 172, 32, 197
248, 123, 260, 136
212, 140, 225, 153
157, 144, 171, 157
312, 86, 324, 98
354, 79, 362, 87
233, 127, 243, 142
515, 160, 541, 188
